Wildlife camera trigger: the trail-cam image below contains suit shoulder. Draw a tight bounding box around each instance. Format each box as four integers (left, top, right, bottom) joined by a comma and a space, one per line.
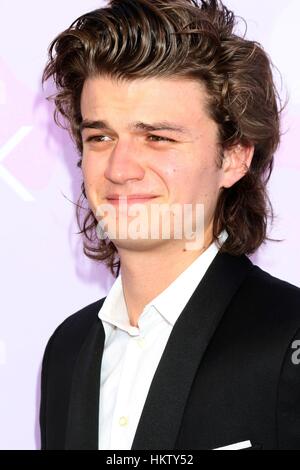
241, 263, 300, 328
249, 264, 300, 301
45, 296, 106, 354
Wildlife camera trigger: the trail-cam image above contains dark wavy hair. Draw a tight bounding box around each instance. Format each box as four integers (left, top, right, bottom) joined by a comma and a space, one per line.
42, 0, 284, 277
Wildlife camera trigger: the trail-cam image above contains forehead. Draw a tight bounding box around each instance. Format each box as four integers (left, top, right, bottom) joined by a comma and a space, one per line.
80, 75, 211, 124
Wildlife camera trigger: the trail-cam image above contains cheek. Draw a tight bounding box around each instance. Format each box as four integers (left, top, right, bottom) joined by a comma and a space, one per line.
150, 157, 184, 200
152, 149, 188, 180
82, 153, 95, 179
82, 154, 104, 186
156, 150, 221, 203
81, 154, 105, 210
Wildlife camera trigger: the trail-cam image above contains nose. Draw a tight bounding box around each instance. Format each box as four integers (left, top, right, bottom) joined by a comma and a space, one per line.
104, 139, 145, 184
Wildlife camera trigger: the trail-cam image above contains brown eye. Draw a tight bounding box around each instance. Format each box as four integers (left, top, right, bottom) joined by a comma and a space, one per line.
148, 135, 175, 142
85, 135, 110, 143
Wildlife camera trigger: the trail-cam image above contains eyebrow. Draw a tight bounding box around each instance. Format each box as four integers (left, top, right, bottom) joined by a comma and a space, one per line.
79, 119, 191, 136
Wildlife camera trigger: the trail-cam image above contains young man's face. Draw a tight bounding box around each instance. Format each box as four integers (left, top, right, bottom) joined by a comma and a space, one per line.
80, 76, 238, 251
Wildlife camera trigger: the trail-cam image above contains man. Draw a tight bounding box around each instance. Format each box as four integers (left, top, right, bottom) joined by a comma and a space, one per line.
40, 0, 300, 450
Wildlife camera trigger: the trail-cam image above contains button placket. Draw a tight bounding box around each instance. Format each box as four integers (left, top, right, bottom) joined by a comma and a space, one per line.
110, 332, 143, 448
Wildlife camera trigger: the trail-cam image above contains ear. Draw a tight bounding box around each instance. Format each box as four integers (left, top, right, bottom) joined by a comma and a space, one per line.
220, 143, 255, 189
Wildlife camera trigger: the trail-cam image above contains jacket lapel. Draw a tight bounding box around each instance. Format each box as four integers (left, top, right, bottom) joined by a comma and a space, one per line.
64, 252, 254, 450
131, 252, 254, 449
65, 316, 105, 450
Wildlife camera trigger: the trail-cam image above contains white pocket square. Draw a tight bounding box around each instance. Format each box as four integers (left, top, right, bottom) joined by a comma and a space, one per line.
213, 440, 252, 450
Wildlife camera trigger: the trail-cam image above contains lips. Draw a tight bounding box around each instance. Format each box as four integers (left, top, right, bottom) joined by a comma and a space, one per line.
106, 194, 159, 206
107, 194, 158, 200
107, 194, 157, 205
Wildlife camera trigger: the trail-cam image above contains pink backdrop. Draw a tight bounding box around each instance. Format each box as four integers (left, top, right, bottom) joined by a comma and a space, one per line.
0, 0, 299, 449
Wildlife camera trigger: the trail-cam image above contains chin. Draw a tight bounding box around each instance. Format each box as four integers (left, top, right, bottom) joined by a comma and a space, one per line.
110, 237, 168, 252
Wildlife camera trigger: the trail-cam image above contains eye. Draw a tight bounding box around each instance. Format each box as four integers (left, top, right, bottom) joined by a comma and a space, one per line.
147, 135, 175, 143
84, 134, 176, 144
85, 135, 110, 143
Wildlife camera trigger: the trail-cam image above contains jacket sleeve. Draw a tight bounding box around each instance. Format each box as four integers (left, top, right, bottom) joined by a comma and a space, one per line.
277, 326, 300, 449
39, 332, 56, 450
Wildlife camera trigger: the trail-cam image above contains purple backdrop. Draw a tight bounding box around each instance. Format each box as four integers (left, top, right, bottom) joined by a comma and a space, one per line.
0, 0, 299, 449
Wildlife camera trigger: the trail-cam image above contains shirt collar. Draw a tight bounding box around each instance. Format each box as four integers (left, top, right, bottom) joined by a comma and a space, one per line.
98, 229, 228, 331
148, 229, 228, 326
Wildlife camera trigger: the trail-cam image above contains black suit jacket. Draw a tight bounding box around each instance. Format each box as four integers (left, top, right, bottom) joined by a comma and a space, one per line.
39, 251, 300, 450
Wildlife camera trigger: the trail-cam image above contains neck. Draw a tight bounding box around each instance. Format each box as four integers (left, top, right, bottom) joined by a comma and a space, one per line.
117, 224, 214, 327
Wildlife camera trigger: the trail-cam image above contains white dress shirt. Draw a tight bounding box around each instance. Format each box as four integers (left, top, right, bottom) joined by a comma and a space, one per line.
98, 230, 228, 450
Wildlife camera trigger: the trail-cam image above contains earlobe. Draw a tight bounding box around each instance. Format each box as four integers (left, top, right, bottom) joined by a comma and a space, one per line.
241, 161, 250, 175
220, 144, 254, 189
221, 154, 231, 172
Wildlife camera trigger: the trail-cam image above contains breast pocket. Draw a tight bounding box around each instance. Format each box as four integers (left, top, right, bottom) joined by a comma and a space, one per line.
213, 440, 262, 450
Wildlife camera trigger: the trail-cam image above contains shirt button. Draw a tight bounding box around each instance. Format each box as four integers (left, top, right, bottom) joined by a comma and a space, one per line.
119, 416, 128, 427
